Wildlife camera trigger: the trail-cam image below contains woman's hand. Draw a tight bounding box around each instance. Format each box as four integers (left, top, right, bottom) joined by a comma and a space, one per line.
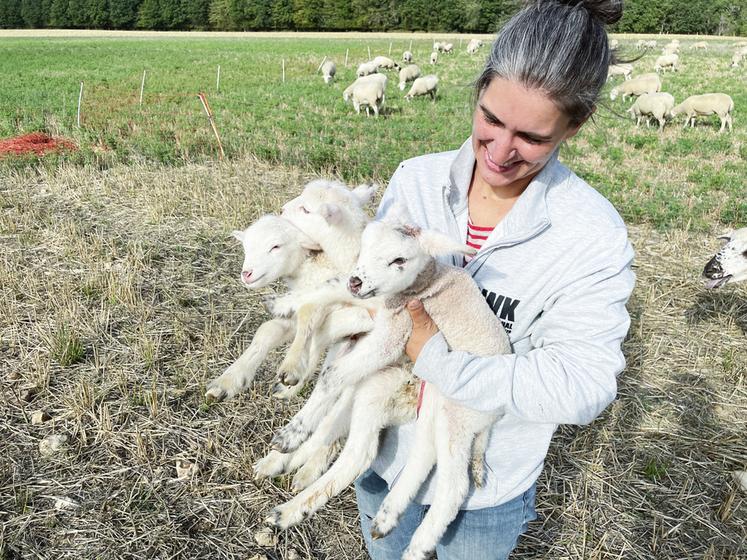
405, 299, 440, 362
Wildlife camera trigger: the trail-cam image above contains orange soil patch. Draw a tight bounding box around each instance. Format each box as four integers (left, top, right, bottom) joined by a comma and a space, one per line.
0, 132, 77, 156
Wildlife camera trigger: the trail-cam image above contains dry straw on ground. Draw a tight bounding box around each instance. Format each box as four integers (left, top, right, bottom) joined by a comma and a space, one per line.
1, 158, 745, 559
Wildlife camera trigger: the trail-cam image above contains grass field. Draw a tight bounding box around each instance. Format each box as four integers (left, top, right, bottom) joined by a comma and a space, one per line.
1, 31, 746, 560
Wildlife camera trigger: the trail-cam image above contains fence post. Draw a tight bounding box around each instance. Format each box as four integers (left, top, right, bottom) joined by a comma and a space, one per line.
139, 70, 146, 106
345, 48, 349, 67
282, 59, 285, 83
77, 81, 84, 128
216, 65, 221, 93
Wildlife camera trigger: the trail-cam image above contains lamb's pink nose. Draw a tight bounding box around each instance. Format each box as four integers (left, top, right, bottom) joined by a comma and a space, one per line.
241, 270, 253, 283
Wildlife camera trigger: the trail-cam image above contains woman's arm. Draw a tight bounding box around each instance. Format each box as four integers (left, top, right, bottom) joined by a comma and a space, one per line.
413, 227, 635, 426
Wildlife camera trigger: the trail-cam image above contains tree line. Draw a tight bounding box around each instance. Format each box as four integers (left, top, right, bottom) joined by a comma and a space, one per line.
1, 0, 745, 36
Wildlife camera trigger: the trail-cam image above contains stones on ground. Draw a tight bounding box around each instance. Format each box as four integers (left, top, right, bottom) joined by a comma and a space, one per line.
254, 526, 278, 547
175, 459, 199, 480
733, 470, 747, 492
39, 434, 68, 457
31, 410, 50, 425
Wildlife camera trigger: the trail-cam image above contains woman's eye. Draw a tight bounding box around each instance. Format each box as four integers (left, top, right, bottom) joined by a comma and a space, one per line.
389, 257, 407, 266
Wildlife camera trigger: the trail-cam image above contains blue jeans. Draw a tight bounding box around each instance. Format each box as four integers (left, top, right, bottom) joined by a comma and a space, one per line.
355, 469, 536, 560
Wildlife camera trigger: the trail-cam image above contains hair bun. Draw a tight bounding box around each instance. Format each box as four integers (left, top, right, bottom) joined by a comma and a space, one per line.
555, 0, 623, 25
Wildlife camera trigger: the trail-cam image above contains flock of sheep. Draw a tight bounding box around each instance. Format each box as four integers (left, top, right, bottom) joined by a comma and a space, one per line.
318, 39, 485, 117
608, 38, 743, 133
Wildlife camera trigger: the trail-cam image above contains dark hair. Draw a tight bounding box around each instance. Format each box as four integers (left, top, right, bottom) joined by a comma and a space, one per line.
475, 0, 623, 126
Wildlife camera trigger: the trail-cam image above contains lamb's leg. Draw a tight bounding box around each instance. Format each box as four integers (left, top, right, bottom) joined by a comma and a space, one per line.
277, 301, 331, 386
267, 367, 415, 529
205, 317, 294, 401
402, 419, 474, 560
470, 427, 490, 489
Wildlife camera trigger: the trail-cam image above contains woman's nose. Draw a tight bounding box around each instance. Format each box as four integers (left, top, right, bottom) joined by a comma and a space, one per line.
487, 131, 517, 164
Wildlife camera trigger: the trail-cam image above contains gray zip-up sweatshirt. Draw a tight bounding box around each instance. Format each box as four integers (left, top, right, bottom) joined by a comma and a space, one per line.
372, 138, 635, 509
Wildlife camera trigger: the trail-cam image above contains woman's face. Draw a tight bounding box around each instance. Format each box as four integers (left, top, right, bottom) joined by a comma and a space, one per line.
472, 77, 584, 193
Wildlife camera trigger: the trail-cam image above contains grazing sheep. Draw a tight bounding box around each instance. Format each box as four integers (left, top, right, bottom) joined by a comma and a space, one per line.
267, 217, 510, 560
655, 53, 679, 73
670, 93, 734, 132
430, 51, 438, 65
644, 40, 657, 49
405, 75, 439, 101
609, 38, 619, 50
626, 92, 675, 131
609, 73, 662, 101
320, 60, 336, 84
398, 64, 421, 91
441, 42, 454, 54
402, 50, 413, 63
732, 51, 743, 68
702, 228, 747, 288
635, 39, 646, 50
432, 41, 443, 52
356, 60, 379, 77
343, 74, 388, 117
466, 38, 483, 54
372, 55, 401, 71
662, 45, 679, 56
691, 41, 708, 50
607, 63, 633, 81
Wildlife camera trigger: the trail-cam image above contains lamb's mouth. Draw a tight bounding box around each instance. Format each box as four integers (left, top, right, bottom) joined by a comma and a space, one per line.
242, 273, 266, 287
354, 288, 377, 299
703, 274, 732, 289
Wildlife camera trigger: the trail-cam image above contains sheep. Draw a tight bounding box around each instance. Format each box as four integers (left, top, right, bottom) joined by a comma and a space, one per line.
398, 64, 421, 91
670, 93, 734, 132
691, 41, 708, 50
267, 216, 510, 560
645, 40, 657, 49
320, 60, 336, 84
372, 55, 401, 71
441, 42, 454, 54
405, 75, 438, 102
402, 50, 413, 63
732, 51, 743, 68
609, 38, 619, 50
626, 92, 675, 131
662, 45, 679, 56
466, 38, 483, 54
607, 63, 633, 81
356, 60, 379, 77
430, 51, 438, 65
609, 73, 662, 101
635, 39, 646, 50
703, 228, 747, 288
655, 53, 679, 73
343, 74, 387, 117
432, 41, 442, 52
204, 181, 376, 403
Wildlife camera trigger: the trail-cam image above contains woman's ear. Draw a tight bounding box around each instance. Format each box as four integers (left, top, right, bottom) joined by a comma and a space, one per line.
563, 107, 595, 140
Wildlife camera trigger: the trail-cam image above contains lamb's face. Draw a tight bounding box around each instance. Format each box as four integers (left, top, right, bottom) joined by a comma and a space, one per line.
702, 228, 747, 288
348, 222, 431, 299
233, 217, 306, 289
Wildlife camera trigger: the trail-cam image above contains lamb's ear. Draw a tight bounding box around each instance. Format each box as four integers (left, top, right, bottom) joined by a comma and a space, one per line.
352, 183, 377, 206
232, 230, 245, 242
418, 229, 476, 258
380, 200, 412, 225
297, 230, 322, 251
319, 203, 343, 225
717, 229, 734, 241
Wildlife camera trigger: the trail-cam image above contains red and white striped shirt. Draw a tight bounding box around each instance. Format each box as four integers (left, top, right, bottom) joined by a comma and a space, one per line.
465, 217, 495, 264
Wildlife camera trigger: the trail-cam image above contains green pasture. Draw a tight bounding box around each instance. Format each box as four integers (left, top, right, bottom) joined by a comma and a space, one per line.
1, 34, 745, 229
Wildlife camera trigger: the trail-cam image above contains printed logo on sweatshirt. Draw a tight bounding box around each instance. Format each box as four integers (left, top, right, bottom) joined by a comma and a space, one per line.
481, 289, 520, 334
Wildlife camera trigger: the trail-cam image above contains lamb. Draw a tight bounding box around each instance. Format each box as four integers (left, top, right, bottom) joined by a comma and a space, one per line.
356, 60, 379, 77
398, 64, 421, 91
731, 51, 743, 68
609, 38, 619, 50
204, 181, 375, 402
441, 42, 454, 54
266, 217, 510, 560
466, 38, 483, 54
372, 55, 401, 71
607, 63, 633, 81
644, 40, 657, 49
609, 73, 662, 101
691, 41, 708, 50
343, 74, 388, 117
405, 75, 438, 101
430, 51, 438, 65
635, 39, 646, 50
703, 228, 747, 288
662, 45, 679, 56
402, 50, 413, 63
626, 92, 675, 131
670, 93, 734, 132
654, 53, 679, 73
320, 60, 336, 84
432, 41, 443, 52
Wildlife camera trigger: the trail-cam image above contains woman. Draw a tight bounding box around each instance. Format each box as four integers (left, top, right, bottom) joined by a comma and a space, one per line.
355, 1, 635, 558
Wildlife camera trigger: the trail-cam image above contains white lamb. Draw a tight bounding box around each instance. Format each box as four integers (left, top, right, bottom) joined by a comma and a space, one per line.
644, 40, 657, 49
670, 93, 734, 132
691, 41, 708, 50
320, 60, 336, 84
430, 51, 438, 65
702, 228, 747, 288
655, 53, 679, 73
731, 51, 743, 68
372, 55, 401, 71
609, 38, 619, 50
607, 63, 633, 81
405, 75, 438, 101
398, 64, 421, 91
204, 181, 375, 402
343, 74, 388, 117
432, 41, 443, 52
267, 217, 510, 560
609, 73, 661, 101
402, 50, 413, 63
466, 38, 483, 54
441, 42, 454, 54
627, 92, 675, 131
357, 60, 379, 77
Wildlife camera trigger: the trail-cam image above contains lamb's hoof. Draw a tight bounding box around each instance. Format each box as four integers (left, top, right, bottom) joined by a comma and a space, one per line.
271, 427, 308, 453
204, 386, 227, 403
291, 464, 320, 492
370, 512, 396, 540
402, 548, 428, 560
272, 382, 299, 400
253, 451, 286, 479
370, 526, 385, 540
265, 505, 304, 529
